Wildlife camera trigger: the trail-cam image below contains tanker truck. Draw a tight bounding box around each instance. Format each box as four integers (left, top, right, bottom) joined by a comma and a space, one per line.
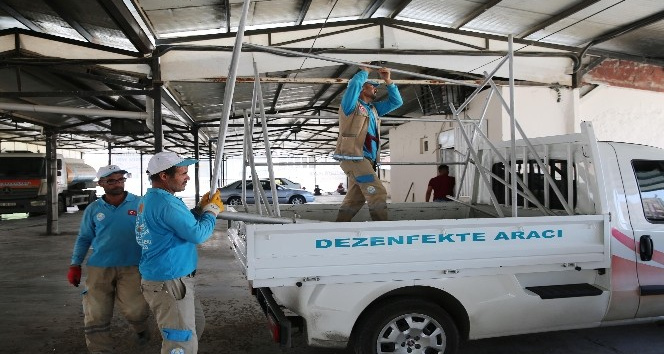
0, 151, 97, 215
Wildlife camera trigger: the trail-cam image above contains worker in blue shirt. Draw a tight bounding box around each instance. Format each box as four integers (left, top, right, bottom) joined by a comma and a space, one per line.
136, 151, 223, 354
67, 164, 151, 353
333, 64, 403, 221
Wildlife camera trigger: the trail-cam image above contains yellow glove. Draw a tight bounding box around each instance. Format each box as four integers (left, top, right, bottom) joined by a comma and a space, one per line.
200, 190, 224, 217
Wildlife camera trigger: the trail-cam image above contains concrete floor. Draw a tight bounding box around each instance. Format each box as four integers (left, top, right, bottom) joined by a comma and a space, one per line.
2, 207, 664, 354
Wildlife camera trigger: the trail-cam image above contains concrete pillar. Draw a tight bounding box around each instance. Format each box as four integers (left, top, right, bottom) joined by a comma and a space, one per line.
45, 131, 58, 235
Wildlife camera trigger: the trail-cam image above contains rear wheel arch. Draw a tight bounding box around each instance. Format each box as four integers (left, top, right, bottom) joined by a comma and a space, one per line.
350, 286, 470, 345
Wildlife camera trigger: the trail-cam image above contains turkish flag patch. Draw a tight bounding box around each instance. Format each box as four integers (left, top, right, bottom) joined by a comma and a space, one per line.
128, 210, 137, 216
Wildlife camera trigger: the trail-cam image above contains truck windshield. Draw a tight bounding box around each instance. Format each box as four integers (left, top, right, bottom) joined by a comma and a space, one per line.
0, 157, 45, 178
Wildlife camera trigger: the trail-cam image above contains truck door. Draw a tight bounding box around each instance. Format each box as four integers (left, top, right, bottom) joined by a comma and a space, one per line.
613, 143, 664, 318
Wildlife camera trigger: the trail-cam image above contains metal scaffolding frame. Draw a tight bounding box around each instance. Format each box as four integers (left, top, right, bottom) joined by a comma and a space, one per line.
212, 17, 574, 223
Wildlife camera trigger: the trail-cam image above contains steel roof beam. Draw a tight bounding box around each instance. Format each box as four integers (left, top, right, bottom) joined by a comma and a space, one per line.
224, 0, 231, 32
452, 0, 502, 29
361, 0, 388, 19
97, 0, 154, 54
46, 0, 95, 43
295, 0, 312, 26
0, 29, 143, 58
580, 9, 664, 58
517, 0, 601, 39
0, 1, 41, 32
386, 0, 413, 19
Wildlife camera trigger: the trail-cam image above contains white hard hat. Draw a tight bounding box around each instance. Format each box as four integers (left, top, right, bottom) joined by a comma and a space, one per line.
147, 151, 197, 176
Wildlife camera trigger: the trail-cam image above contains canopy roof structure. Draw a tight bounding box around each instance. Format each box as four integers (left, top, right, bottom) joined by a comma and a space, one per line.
0, 0, 662, 158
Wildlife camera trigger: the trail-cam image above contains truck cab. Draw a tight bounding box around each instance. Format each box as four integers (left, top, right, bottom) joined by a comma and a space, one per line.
0, 152, 97, 215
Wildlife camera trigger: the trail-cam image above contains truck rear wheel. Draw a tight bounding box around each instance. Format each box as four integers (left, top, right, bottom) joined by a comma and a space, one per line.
58, 196, 66, 214
354, 298, 459, 354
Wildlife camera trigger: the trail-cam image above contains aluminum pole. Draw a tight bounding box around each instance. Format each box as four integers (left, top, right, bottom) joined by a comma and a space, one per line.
455, 87, 494, 199
243, 43, 480, 87
210, 0, 252, 195
508, 35, 518, 217
254, 61, 281, 217
0, 102, 149, 119
486, 78, 574, 215
451, 106, 504, 217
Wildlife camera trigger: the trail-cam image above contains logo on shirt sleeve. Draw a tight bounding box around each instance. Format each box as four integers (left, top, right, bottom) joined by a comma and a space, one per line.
128, 209, 137, 216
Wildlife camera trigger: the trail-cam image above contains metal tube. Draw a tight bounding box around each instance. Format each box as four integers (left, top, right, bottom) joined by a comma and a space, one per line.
192, 76, 484, 86
381, 117, 479, 123
210, 0, 252, 195
446, 196, 499, 218
252, 161, 461, 166
193, 126, 200, 204
508, 35, 518, 217
243, 110, 264, 215
451, 106, 504, 217
217, 211, 326, 224
472, 122, 554, 215
486, 79, 574, 215
0, 102, 149, 119
254, 61, 281, 217
248, 99, 272, 215
242, 42, 480, 87
455, 87, 494, 199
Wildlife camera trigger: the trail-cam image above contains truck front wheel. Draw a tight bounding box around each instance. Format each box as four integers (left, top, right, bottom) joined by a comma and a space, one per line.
354, 298, 459, 354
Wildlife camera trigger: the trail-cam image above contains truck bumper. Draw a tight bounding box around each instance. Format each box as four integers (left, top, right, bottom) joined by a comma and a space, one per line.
255, 287, 294, 347
0, 198, 46, 214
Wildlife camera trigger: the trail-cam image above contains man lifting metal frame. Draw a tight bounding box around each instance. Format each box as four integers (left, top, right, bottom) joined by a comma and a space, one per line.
211, 33, 574, 223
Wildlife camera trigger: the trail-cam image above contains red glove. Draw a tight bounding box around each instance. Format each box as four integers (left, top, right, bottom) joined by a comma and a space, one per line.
68, 265, 82, 287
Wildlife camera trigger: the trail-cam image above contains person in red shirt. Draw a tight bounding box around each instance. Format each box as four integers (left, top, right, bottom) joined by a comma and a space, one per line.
426, 165, 455, 202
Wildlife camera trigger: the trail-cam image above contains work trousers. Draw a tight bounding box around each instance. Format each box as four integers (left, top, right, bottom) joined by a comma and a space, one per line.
336, 159, 388, 222
82, 266, 150, 354
141, 276, 205, 354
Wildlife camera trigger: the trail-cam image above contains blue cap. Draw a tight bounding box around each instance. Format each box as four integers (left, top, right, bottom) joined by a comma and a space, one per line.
365, 80, 380, 87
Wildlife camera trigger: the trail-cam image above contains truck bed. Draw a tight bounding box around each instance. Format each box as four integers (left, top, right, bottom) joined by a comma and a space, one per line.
227, 203, 609, 288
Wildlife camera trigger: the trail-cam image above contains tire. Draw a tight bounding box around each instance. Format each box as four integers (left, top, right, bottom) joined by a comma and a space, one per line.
289, 195, 306, 204
58, 196, 66, 214
78, 191, 97, 210
354, 298, 459, 354
226, 196, 242, 206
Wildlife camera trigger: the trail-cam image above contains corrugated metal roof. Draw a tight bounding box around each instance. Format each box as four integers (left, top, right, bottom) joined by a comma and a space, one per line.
0, 0, 662, 156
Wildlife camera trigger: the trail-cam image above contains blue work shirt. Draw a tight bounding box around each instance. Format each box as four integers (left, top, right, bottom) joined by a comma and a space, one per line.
135, 188, 216, 281
340, 70, 403, 162
70, 192, 142, 267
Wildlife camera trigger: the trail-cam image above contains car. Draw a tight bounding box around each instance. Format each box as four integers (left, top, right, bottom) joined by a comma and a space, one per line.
219, 179, 314, 206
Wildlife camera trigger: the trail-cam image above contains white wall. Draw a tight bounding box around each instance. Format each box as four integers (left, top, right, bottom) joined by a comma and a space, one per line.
389, 120, 451, 203
581, 86, 664, 149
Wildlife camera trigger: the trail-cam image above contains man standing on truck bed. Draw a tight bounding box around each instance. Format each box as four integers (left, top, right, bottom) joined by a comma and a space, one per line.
67, 164, 151, 353
135, 151, 223, 354
333, 64, 403, 221
426, 164, 455, 202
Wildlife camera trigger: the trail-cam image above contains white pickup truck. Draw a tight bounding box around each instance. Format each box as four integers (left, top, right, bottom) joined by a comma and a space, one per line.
227, 122, 664, 354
